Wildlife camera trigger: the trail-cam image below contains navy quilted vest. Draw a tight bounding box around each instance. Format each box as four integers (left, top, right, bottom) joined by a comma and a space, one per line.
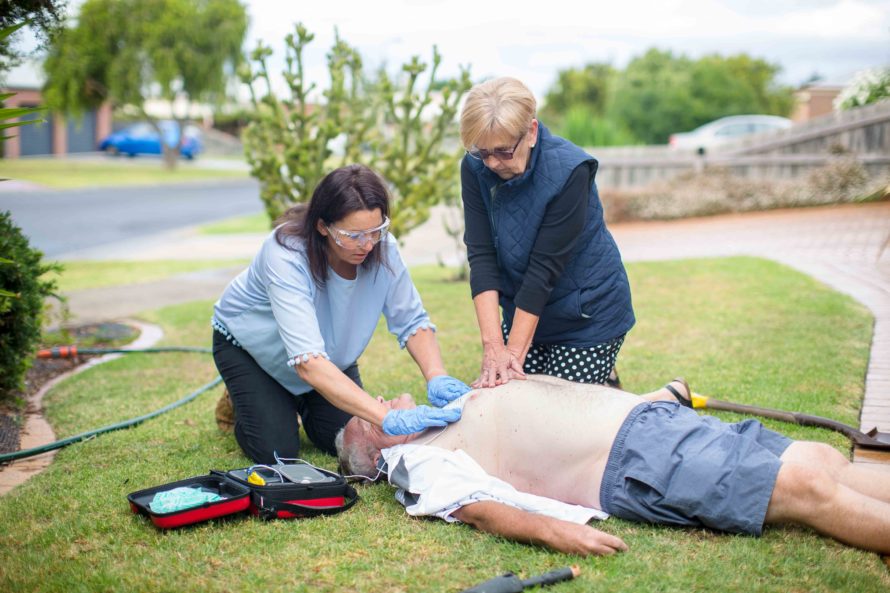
464, 124, 635, 346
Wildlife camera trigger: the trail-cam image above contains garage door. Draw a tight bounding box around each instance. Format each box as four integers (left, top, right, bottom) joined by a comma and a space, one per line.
18, 106, 53, 156
66, 111, 97, 153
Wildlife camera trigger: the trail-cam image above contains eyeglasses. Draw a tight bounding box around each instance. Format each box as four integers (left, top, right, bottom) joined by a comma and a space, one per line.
325, 217, 390, 248
467, 133, 526, 161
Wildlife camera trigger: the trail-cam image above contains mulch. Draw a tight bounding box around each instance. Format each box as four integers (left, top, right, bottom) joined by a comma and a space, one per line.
0, 323, 136, 457
0, 357, 90, 456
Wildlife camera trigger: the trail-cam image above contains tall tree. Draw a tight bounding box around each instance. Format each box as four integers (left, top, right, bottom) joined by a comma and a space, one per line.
0, 0, 67, 74
1, 23, 46, 142
541, 62, 615, 123
608, 49, 696, 145
609, 48, 794, 145
539, 62, 641, 147
42, 0, 248, 167
687, 54, 794, 123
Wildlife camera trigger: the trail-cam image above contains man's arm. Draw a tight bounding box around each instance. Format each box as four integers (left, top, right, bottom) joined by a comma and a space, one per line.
452, 501, 627, 556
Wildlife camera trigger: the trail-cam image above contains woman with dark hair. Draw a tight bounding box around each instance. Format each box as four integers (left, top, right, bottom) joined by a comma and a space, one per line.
212, 164, 467, 463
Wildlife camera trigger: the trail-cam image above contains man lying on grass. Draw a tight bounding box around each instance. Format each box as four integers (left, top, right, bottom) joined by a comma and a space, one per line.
335, 375, 890, 556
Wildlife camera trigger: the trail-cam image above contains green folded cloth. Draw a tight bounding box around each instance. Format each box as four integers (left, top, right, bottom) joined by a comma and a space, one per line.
149, 486, 223, 513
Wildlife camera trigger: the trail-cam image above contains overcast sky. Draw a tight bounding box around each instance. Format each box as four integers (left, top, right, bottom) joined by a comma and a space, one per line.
9, 0, 890, 101
242, 0, 890, 98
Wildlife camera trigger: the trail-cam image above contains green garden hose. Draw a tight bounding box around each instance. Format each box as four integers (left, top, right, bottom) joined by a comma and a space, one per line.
37, 346, 212, 358
1, 346, 219, 463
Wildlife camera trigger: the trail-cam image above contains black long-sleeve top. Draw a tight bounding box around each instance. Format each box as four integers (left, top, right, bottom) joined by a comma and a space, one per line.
461, 156, 590, 316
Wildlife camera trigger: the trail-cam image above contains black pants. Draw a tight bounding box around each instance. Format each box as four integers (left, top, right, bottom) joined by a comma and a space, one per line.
212, 331, 357, 463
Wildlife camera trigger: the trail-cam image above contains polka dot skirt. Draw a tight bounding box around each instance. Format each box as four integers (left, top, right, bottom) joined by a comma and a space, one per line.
502, 322, 625, 384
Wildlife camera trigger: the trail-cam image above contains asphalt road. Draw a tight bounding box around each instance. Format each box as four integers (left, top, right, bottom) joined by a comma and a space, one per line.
0, 179, 263, 258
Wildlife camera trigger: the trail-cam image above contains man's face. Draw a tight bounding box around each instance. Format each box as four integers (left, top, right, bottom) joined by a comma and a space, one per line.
344, 393, 418, 455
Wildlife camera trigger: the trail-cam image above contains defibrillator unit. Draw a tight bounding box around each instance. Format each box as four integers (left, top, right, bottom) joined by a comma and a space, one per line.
127, 461, 357, 529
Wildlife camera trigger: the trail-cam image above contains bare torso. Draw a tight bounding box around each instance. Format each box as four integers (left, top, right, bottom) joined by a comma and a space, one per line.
413, 375, 642, 509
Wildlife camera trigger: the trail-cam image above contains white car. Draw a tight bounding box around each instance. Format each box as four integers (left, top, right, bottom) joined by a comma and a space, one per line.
668, 115, 792, 151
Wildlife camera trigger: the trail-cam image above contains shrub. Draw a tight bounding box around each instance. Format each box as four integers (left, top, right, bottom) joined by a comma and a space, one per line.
239, 24, 471, 238
0, 211, 63, 401
834, 67, 890, 110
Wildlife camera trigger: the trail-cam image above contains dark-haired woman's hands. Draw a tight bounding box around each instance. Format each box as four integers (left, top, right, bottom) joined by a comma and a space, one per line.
382, 405, 462, 435
427, 375, 472, 407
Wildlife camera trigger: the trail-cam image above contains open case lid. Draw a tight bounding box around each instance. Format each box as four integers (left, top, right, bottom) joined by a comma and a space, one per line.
127, 473, 251, 529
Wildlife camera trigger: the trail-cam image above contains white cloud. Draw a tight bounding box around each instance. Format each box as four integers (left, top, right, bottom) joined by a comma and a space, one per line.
240, 0, 888, 99
12, 0, 887, 97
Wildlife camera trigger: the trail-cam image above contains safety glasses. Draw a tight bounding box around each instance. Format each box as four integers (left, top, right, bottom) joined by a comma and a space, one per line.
467, 133, 525, 161
325, 217, 390, 248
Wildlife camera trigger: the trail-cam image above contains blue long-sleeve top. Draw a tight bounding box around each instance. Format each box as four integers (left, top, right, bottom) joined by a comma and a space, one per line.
212, 230, 435, 396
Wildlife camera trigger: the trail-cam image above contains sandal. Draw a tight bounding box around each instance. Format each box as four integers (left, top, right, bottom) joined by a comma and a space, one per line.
663, 377, 693, 408
605, 368, 623, 390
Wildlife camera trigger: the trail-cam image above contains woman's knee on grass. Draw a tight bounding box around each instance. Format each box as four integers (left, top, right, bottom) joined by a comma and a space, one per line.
765, 462, 839, 525
234, 424, 301, 465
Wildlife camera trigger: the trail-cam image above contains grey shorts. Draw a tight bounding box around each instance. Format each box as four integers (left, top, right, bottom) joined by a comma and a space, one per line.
599, 402, 792, 536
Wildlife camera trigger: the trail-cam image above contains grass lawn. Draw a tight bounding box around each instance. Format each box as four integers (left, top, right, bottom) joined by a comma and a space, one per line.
0, 257, 885, 592
49, 259, 250, 293
198, 212, 270, 235
0, 158, 248, 189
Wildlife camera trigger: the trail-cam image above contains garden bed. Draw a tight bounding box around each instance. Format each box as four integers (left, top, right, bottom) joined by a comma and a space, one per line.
0, 322, 138, 457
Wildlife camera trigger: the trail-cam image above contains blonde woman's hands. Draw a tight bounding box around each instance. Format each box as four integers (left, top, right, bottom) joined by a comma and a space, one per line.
472, 342, 526, 388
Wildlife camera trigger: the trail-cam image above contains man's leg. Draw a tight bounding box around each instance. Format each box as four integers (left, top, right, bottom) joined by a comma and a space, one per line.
764, 460, 890, 554
781, 441, 890, 503
640, 378, 689, 403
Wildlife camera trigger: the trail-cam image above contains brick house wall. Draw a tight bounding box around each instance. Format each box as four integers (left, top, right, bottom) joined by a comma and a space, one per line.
1, 86, 112, 158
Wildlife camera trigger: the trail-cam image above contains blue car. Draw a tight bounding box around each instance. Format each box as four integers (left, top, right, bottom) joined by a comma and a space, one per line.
99, 121, 203, 159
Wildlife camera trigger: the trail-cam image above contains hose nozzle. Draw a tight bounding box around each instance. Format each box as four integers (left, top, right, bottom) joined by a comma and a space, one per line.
36, 346, 79, 359
460, 565, 580, 592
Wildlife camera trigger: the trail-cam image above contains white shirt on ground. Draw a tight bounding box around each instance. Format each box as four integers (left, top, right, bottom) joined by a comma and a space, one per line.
382, 443, 607, 524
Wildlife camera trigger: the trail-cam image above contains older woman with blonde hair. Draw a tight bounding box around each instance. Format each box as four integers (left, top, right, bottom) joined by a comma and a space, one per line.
448, 76, 635, 391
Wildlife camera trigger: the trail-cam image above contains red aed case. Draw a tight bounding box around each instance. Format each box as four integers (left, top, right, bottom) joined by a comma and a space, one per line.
127, 474, 252, 529
224, 464, 358, 520
127, 463, 358, 529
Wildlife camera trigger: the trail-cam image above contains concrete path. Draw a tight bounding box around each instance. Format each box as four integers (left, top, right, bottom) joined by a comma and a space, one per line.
62, 265, 247, 325
54, 201, 890, 468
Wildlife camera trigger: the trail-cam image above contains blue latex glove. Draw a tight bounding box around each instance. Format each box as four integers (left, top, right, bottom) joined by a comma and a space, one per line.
382, 405, 462, 435
427, 375, 472, 407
